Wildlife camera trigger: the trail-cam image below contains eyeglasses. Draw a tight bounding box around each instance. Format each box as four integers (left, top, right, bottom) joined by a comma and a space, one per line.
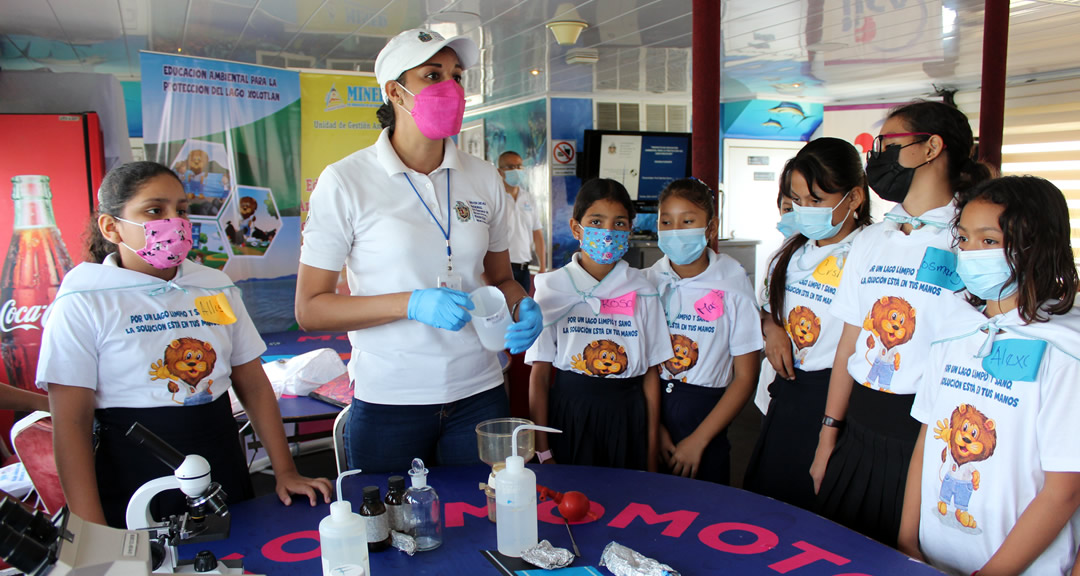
499, 163, 523, 170
871, 132, 932, 156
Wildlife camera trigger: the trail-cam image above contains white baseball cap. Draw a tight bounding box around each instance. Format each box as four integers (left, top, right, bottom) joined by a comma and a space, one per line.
374, 29, 479, 103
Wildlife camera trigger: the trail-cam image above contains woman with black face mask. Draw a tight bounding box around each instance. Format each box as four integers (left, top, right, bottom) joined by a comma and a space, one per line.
808, 100, 991, 547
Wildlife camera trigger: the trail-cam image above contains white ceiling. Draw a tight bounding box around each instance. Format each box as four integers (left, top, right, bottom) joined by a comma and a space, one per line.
1, 0, 1079, 107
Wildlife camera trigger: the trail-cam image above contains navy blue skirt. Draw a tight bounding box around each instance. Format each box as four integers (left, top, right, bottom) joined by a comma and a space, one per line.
549, 369, 647, 470
816, 383, 919, 547
660, 380, 730, 484
743, 368, 830, 509
94, 393, 252, 528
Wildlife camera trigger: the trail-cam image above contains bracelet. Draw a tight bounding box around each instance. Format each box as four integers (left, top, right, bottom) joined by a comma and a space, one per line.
510, 298, 523, 322
821, 415, 846, 430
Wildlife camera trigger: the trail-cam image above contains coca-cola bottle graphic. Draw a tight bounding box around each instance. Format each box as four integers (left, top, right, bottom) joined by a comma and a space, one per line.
1, 176, 74, 393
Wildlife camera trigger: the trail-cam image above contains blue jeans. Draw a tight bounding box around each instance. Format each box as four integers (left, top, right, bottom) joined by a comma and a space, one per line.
344, 385, 509, 474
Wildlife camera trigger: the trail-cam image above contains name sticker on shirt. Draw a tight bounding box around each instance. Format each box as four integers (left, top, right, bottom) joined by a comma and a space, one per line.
600, 291, 636, 316
982, 338, 1046, 382
694, 290, 725, 322
813, 255, 843, 287
194, 293, 237, 325
916, 246, 965, 291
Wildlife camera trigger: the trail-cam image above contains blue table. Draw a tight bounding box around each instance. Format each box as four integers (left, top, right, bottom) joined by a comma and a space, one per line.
183, 464, 943, 576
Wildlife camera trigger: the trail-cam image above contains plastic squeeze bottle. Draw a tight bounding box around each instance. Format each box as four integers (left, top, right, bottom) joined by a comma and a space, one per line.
319, 474, 370, 576
494, 424, 561, 557
319, 501, 369, 576
405, 458, 442, 551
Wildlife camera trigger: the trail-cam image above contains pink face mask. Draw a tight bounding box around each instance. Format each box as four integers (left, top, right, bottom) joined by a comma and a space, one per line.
396, 80, 466, 140
117, 217, 193, 269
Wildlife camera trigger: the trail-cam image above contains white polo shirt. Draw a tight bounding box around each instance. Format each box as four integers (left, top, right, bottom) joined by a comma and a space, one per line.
507, 185, 542, 264
301, 129, 509, 405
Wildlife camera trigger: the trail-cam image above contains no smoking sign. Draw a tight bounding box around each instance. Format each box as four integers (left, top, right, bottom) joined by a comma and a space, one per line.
552, 140, 576, 176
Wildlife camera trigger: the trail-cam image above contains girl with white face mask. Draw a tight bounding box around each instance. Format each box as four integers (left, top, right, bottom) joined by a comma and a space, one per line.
39, 162, 332, 527
643, 178, 763, 484
743, 138, 870, 510
297, 29, 544, 474
899, 176, 1080, 576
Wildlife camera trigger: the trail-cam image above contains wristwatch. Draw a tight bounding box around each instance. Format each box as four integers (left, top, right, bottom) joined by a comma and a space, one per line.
821, 415, 846, 430
537, 450, 553, 463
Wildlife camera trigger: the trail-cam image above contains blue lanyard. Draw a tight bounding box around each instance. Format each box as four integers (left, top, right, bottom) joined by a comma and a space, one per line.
404, 172, 453, 271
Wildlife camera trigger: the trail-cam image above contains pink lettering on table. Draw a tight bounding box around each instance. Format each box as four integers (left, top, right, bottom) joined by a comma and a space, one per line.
444, 501, 489, 527
606, 502, 699, 538
694, 290, 724, 321
767, 541, 850, 573
698, 522, 778, 554
600, 291, 636, 316
261, 530, 321, 562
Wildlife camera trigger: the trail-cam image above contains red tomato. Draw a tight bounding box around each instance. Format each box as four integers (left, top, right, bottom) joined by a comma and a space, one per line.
558, 491, 590, 522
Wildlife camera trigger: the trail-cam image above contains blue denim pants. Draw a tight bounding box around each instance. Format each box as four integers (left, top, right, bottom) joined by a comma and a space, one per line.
344, 384, 509, 474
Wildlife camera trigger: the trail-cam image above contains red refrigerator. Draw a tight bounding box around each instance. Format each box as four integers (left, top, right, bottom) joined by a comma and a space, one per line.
0, 113, 104, 434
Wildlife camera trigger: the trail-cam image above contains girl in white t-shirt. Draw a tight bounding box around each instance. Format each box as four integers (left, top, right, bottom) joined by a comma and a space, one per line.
744, 138, 871, 510
39, 162, 331, 528
810, 101, 993, 546
898, 176, 1080, 576
644, 178, 762, 484
526, 178, 672, 470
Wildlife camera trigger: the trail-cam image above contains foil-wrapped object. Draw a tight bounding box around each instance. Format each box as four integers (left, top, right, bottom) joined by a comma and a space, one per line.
521, 540, 575, 569
599, 542, 680, 576
390, 530, 417, 556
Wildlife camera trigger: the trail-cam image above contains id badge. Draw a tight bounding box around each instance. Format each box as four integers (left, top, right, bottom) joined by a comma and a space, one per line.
437, 271, 462, 291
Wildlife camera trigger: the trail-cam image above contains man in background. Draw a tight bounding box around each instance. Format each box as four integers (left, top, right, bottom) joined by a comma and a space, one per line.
497, 151, 546, 293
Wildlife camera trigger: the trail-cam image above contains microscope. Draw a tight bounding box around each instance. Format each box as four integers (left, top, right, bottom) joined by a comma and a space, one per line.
124, 422, 243, 574
0, 422, 250, 575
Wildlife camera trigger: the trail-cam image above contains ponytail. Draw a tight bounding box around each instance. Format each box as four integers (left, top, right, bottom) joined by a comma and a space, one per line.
767, 235, 812, 327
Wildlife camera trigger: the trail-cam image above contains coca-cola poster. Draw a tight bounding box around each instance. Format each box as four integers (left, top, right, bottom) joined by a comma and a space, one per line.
0, 113, 105, 398
141, 51, 301, 333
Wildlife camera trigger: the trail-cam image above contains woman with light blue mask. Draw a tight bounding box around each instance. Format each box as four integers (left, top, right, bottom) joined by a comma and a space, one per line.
743, 137, 872, 511
643, 178, 763, 483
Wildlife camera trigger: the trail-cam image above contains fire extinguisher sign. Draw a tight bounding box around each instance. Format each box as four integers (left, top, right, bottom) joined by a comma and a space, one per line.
552, 140, 576, 176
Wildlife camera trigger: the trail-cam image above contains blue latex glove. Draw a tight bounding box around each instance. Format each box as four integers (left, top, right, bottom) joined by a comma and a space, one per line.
407, 288, 474, 331
504, 297, 544, 354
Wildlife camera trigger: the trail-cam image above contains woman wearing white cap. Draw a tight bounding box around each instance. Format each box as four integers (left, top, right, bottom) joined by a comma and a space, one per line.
296, 29, 543, 473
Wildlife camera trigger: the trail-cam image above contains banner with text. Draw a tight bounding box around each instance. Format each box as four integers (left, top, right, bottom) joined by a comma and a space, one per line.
300, 71, 382, 223
141, 51, 301, 332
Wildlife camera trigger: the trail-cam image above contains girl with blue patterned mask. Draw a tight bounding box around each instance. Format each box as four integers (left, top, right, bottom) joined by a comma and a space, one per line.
527, 178, 672, 472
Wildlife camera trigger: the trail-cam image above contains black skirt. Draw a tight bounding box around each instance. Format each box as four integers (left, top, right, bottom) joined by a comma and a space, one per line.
549, 369, 647, 470
743, 368, 830, 509
95, 393, 253, 528
816, 383, 920, 547
660, 380, 729, 484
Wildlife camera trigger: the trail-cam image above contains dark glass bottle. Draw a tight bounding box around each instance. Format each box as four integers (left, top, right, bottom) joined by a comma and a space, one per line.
385, 475, 407, 533
358, 486, 390, 552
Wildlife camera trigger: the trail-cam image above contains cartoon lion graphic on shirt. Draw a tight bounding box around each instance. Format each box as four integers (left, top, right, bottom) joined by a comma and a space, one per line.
662, 335, 699, 382
571, 340, 628, 377
150, 338, 217, 406
786, 306, 821, 368
935, 404, 997, 530
862, 296, 916, 391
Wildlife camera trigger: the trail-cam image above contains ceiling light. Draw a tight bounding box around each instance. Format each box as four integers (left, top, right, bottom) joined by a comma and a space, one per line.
530, 69, 541, 76
547, 2, 588, 46
546, 20, 588, 46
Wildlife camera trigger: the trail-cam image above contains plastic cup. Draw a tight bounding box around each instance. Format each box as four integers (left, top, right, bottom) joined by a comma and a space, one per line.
470, 286, 512, 352
476, 418, 535, 466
